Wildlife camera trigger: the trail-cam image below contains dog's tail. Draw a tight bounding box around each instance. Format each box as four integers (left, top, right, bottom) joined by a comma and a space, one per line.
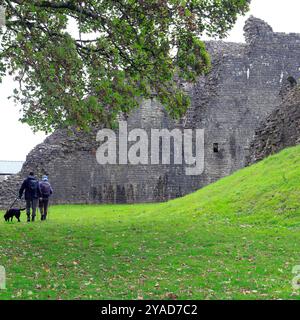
20, 208, 26, 211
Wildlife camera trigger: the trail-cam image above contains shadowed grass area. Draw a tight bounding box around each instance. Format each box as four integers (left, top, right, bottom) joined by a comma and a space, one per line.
0, 146, 300, 300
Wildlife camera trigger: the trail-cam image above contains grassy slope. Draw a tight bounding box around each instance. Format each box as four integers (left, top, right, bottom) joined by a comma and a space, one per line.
0, 146, 300, 300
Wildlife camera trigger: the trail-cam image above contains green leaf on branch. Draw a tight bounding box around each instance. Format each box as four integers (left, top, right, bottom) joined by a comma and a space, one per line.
0, 0, 250, 131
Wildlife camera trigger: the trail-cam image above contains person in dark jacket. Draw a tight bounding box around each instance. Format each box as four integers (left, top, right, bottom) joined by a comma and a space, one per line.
38, 175, 53, 221
19, 172, 41, 222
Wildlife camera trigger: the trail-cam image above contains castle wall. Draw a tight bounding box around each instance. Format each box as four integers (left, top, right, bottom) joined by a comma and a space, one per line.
246, 86, 300, 165
1, 17, 300, 208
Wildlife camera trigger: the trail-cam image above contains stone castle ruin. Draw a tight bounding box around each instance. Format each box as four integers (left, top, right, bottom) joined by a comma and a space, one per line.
247, 85, 300, 164
1, 16, 300, 208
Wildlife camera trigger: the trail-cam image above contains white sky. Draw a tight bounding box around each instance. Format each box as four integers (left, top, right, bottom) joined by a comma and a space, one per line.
1, 0, 300, 161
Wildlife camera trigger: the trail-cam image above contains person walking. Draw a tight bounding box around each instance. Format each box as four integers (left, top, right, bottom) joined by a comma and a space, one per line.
19, 172, 41, 222
38, 175, 53, 221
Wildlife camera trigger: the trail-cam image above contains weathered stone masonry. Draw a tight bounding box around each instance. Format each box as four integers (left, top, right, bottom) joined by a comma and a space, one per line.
1, 16, 300, 208
246, 86, 300, 165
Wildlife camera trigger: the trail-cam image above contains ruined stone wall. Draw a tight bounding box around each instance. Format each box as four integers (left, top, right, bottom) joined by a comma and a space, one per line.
1, 16, 300, 208
246, 86, 300, 165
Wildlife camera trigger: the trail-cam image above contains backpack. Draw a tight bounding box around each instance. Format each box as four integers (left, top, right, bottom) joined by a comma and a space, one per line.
40, 181, 51, 197
28, 179, 39, 193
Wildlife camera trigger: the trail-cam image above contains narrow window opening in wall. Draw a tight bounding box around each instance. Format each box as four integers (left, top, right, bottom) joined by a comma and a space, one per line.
287, 76, 297, 88
213, 143, 219, 153
279, 76, 297, 99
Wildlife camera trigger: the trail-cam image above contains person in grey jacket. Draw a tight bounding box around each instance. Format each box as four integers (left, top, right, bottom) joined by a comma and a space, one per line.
38, 175, 53, 221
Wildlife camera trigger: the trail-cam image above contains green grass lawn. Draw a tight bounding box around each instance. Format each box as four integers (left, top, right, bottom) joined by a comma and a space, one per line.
1, 146, 300, 300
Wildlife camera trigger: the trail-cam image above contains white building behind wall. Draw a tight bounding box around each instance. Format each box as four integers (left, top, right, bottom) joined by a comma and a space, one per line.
0, 161, 23, 182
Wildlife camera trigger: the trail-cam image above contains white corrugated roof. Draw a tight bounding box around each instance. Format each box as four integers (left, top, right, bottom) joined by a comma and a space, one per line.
0, 161, 24, 175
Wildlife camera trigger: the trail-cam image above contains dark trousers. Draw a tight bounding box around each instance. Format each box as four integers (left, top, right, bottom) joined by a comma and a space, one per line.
26, 199, 38, 218
39, 198, 49, 220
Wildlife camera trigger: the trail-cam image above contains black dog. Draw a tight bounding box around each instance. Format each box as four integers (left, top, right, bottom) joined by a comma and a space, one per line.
4, 208, 25, 222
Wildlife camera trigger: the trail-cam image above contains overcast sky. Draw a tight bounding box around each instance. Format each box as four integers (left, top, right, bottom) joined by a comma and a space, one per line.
1, 0, 300, 161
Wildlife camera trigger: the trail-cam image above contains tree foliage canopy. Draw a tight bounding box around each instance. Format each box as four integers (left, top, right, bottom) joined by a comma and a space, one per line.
0, 0, 250, 132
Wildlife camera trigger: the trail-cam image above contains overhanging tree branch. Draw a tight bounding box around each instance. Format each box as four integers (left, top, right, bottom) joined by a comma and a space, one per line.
0, 0, 250, 132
